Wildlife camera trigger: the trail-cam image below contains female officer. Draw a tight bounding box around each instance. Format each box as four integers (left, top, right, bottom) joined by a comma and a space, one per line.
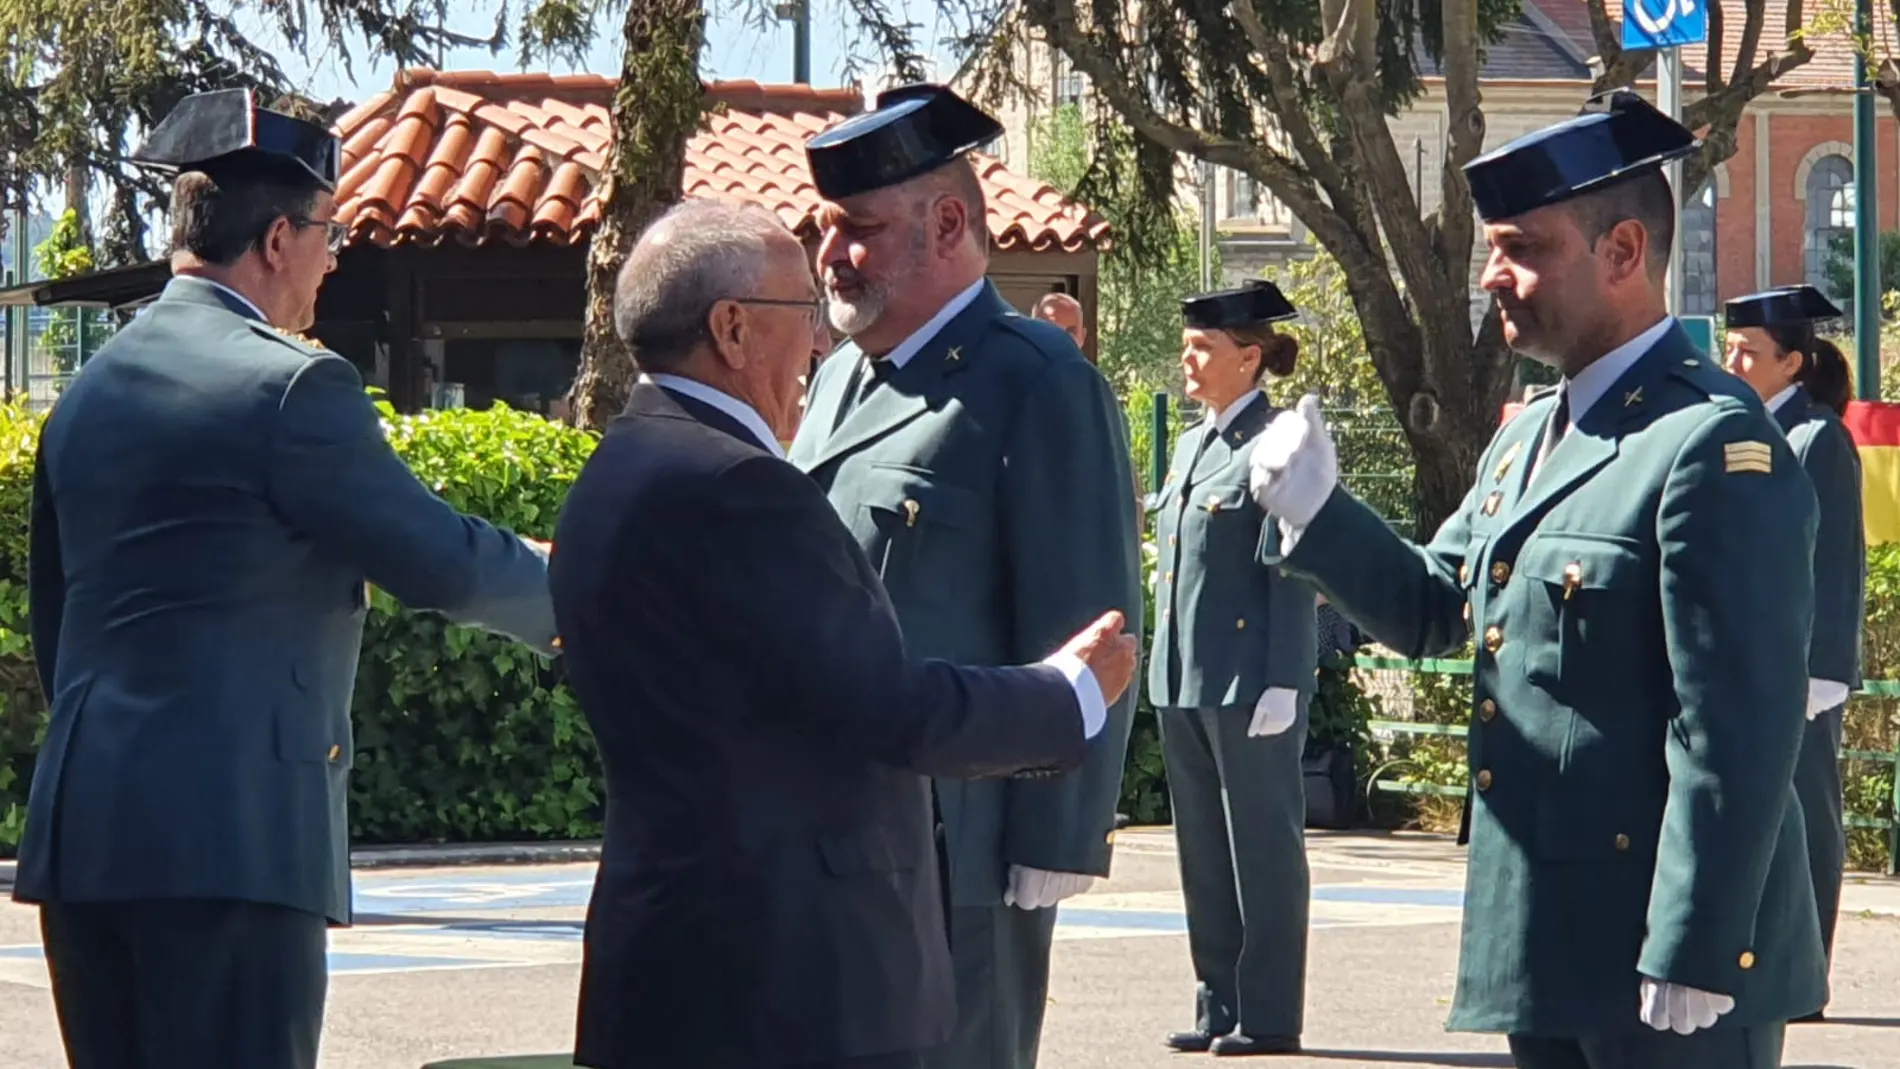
1148, 279, 1317, 1058
1723, 284, 1865, 1016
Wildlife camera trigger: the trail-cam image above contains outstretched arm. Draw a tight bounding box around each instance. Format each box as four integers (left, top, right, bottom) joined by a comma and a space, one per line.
702, 453, 1092, 780
266, 355, 556, 654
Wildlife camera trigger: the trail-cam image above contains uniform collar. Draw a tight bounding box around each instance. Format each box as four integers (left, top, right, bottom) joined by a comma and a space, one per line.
1562, 316, 1672, 424
877, 277, 986, 370
1767, 383, 1799, 414
1205, 389, 1264, 433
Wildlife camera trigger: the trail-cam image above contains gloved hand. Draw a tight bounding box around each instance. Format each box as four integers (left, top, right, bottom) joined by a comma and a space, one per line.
1807, 678, 1850, 720
1638, 976, 1735, 1035
1004, 866, 1096, 910
1248, 393, 1338, 531
1249, 688, 1299, 737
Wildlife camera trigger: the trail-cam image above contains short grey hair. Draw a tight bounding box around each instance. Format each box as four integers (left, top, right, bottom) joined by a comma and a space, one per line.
612, 199, 789, 373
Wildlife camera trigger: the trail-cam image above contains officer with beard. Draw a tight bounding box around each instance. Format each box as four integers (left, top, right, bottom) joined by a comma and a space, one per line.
1245, 89, 1827, 1067
787, 84, 1143, 1069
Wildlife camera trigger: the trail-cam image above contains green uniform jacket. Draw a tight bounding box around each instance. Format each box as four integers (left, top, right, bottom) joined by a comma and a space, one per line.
16, 277, 556, 926
1775, 388, 1865, 688
1271, 325, 1827, 1035
1146, 393, 1317, 708
787, 282, 1144, 907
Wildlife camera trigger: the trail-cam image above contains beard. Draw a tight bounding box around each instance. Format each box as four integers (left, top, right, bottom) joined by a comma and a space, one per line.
826, 277, 890, 336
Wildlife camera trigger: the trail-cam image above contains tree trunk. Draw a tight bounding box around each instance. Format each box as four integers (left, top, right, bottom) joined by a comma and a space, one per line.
566, 0, 709, 432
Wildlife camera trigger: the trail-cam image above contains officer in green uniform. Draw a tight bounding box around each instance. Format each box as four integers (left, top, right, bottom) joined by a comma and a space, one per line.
15, 89, 556, 1069
789, 84, 1143, 1069
1723, 285, 1865, 1016
1147, 280, 1316, 1057
1246, 89, 1826, 1068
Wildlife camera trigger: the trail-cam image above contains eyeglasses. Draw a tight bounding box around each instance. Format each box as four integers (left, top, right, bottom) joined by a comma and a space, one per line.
292, 217, 347, 254
732, 296, 826, 326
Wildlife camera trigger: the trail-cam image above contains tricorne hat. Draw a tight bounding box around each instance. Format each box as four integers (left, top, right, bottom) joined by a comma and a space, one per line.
130, 88, 340, 191
1462, 88, 1699, 223
804, 83, 1003, 201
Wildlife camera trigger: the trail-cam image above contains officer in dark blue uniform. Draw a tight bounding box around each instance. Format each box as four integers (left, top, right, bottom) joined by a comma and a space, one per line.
1723, 285, 1865, 1017
1247, 90, 1826, 1068
1147, 280, 1317, 1057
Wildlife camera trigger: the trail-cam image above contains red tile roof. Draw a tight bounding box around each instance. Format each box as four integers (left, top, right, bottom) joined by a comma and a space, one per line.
331, 68, 1109, 253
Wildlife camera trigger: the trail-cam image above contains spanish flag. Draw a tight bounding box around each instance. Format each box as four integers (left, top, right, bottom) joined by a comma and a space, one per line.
1845, 400, 1900, 545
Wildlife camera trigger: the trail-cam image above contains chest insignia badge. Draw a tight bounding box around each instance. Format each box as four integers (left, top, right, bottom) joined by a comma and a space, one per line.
1493, 441, 1522, 483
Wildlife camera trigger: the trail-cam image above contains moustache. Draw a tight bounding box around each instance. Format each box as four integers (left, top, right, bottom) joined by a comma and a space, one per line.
826, 266, 865, 291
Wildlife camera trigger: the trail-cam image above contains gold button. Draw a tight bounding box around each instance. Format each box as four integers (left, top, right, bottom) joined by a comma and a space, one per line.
1739, 950, 1756, 970
1459, 563, 1470, 584
1483, 625, 1502, 653
1490, 561, 1511, 584
1206, 494, 1222, 509
1614, 833, 1630, 851
1463, 603, 1472, 625
327, 744, 341, 761
1235, 618, 1247, 630
1168, 535, 1177, 547
1478, 698, 1497, 722
1475, 769, 1493, 790
1164, 571, 1173, 583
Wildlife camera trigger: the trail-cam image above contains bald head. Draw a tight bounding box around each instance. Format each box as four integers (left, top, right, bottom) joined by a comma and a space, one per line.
1034, 292, 1087, 353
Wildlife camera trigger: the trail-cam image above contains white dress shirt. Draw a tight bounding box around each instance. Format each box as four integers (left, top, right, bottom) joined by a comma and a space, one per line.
1767, 384, 1798, 415
644, 370, 1108, 737
1208, 389, 1263, 433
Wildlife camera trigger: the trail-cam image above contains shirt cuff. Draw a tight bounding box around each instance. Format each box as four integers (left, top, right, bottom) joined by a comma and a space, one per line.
1808, 678, 1851, 716
1041, 650, 1107, 740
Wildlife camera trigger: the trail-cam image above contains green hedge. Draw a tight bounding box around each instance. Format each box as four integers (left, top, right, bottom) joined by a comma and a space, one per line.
0, 396, 1196, 851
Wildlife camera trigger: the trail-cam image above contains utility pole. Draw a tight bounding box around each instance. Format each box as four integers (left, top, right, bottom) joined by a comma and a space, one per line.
1659, 48, 1684, 316
1853, 0, 1881, 399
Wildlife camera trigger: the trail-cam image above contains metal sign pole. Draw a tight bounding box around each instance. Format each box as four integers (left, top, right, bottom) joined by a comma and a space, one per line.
1659, 48, 1684, 317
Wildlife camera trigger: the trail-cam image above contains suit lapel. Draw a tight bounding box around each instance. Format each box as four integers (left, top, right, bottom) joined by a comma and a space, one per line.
1498, 327, 1688, 540
801, 283, 1003, 473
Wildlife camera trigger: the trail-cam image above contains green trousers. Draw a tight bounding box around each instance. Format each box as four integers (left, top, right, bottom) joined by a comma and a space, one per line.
1159, 699, 1310, 1039
918, 901, 1059, 1069
1507, 1022, 1786, 1068
1793, 703, 1846, 970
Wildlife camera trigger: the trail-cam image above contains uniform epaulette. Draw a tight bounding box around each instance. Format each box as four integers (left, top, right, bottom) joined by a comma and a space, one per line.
1664, 351, 1748, 404
991, 310, 1077, 364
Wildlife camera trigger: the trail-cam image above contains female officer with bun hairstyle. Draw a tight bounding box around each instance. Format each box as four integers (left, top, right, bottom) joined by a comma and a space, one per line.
1147, 279, 1317, 1058
1723, 284, 1865, 1018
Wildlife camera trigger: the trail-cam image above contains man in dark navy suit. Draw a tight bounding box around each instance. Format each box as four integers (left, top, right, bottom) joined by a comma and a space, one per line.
16, 89, 558, 1069
549, 199, 1139, 1069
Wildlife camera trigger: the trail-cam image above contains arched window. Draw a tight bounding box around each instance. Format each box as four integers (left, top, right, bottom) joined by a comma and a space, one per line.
1804, 154, 1854, 298
1680, 179, 1718, 316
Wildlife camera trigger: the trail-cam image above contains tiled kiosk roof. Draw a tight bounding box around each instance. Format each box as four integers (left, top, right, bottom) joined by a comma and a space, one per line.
329, 68, 1110, 253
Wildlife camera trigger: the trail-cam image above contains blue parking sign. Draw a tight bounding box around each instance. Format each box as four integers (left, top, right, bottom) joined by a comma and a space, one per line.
1622, 0, 1709, 49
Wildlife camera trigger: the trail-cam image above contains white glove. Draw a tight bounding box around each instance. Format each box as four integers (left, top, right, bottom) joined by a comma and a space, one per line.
1248, 393, 1338, 531
1638, 976, 1734, 1035
1004, 866, 1096, 910
1249, 688, 1299, 737
1807, 678, 1850, 720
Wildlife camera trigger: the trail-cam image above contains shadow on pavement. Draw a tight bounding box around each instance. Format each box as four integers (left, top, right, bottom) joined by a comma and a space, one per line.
1301, 1052, 1512, 1067
1813, 1016, 1900, 1028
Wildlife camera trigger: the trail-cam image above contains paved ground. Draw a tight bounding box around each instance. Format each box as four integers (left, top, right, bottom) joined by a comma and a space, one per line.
3, 829, 1898, 1068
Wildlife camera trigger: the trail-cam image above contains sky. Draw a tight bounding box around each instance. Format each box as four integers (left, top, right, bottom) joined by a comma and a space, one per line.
271, 1, 966, 108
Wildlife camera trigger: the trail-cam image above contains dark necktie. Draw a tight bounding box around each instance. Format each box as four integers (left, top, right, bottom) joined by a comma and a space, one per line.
832, 356, 890, 431
1531, 388, 1570, 480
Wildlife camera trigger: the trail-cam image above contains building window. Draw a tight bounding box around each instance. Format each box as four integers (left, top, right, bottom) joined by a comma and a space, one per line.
1231, 170, 1258, 218
1803, 154, 1854, 299
1051, 49, 1084, 108
1679, 180, 1718, 316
